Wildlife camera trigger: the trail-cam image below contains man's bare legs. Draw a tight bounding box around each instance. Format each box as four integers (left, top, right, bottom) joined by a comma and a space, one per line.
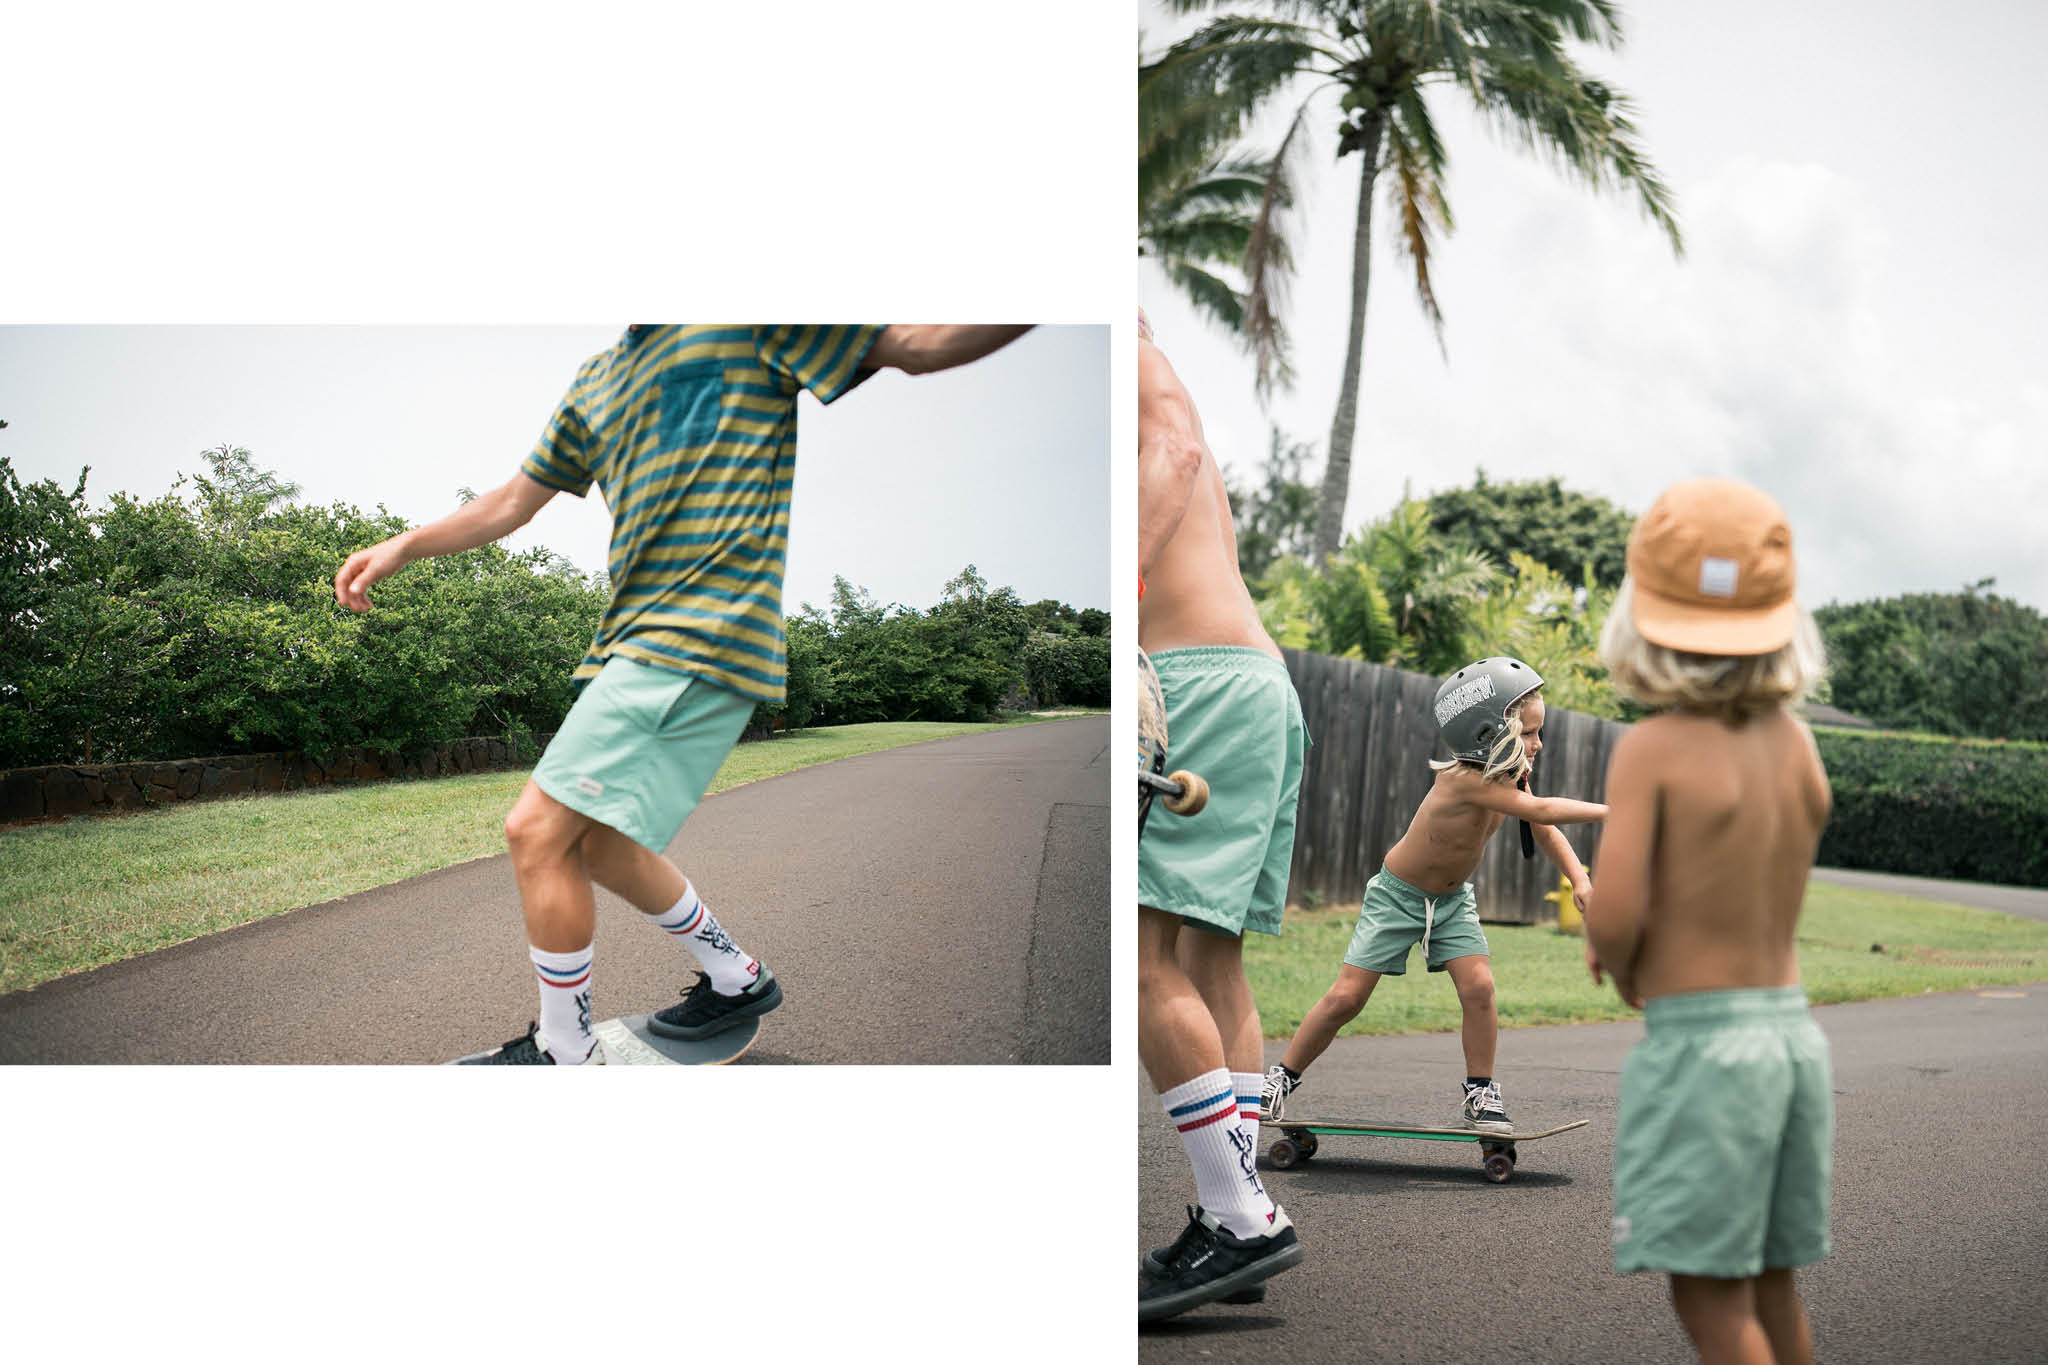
1178, 928, 1260, 1075
503, 780, 600, 953
1753, 1269, 1814, 1365
1278, 965, 1381, 1075
581, 821, 688, 913
1138, 907, 1227, 1088
1670, 1275, 1788, 1365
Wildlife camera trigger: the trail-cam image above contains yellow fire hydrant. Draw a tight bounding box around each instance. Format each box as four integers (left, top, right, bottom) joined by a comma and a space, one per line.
1546, 872, 1583, 936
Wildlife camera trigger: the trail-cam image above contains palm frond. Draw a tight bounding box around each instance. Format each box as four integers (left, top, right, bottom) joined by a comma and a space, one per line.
1243, 104, 1314, 400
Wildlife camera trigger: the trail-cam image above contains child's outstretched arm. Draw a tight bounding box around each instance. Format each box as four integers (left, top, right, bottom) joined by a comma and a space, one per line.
1532, 822, 1594, 915
1586, 725, 1659, 1007
1466, 781, 1609, 828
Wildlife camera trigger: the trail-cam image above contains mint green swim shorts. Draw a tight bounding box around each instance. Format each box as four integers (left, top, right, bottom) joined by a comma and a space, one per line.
1612, 986, 1834, 1278
1342, 868, 1488, 974
531, 654, 757, 853
1137, 647, 1307, 938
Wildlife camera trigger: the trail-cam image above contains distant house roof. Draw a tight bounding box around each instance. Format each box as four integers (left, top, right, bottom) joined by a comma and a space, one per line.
1802, 702, 1877, 729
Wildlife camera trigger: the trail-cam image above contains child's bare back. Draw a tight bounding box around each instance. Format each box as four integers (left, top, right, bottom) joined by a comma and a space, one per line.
1593, 705, 1830, 1002
1385, 756, 1606, 896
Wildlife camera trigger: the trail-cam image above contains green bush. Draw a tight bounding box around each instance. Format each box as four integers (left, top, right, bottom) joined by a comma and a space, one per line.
1815, 727, 2048, 887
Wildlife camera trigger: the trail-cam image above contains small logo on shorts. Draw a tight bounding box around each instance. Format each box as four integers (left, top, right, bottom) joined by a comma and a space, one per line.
1611, 1215, 1631, 1246
575, 776, 605, 798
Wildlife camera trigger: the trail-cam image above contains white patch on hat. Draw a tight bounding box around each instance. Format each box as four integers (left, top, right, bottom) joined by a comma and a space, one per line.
1698, 556, 1739, 599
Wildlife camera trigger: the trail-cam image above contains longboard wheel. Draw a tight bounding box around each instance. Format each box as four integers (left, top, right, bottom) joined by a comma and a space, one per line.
1482, 1151, 1514, 1183
1296, 1130, 1319, 1158
1164, 770, 1208, 816
1267, 1137, 1304, 1170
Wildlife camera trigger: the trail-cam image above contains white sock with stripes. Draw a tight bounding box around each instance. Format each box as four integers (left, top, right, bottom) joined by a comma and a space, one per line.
1233, 1071, 1268, 1170
530, 943, 597, 1064
652, 881, 760, 995
1159, 1069, 1273, 1237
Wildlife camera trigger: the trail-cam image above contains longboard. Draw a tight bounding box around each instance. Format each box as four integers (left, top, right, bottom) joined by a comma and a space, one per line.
1137, 649, 1208, 834
1261, 1117, 1589, 1184
447, 1014, 760, 1066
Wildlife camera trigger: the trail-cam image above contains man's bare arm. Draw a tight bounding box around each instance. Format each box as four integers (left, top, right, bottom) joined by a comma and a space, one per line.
1137, 338, 1204, 579
863, 325, 1034, 375
335, 472, 558, 612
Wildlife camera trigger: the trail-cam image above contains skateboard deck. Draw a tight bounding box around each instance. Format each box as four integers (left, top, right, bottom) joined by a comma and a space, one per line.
592, 1013, 759, 1065
1137, 649, 1208, 833
447, 1014, 759, 1066
1261, 1117, 1589, 1183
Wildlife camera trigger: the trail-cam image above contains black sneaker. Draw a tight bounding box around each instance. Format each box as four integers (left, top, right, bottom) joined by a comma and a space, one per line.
1142, 1206, 1266, 1303
455, 1022, 601, 1065
1138, 1205, 1302, 1323
647, 967, 783, 1041
1460, 1080, 1511, 1134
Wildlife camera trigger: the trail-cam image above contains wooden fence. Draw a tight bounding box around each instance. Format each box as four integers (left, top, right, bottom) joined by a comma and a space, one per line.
1283, 649, 1627, 924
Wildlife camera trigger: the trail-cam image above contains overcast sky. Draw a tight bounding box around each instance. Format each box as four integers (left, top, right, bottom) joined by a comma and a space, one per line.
1142, 0, 2048, 611
0, 325, 1108, 614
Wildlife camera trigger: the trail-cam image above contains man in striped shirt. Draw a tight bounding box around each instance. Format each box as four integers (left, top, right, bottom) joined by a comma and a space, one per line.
335, 324, 1031, 1063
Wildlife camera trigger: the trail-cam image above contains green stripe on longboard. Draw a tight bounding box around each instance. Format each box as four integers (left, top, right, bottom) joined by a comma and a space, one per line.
1260, 1118, 1589, 1143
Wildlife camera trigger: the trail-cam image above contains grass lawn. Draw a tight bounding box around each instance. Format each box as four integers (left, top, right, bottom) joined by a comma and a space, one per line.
1248, 881, 2048, 1038
0, 716, 1091, 995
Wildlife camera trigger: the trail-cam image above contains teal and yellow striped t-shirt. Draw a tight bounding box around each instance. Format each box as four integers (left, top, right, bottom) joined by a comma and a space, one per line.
521, 324, 883, 702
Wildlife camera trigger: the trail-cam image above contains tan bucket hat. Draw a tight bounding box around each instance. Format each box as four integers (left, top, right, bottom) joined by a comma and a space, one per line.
1626, 478, 1801, 655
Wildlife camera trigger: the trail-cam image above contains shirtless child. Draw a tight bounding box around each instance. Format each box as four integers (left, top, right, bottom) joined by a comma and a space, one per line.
1264, 657, 1607, 1131
1137, 310, 1309, 1322
1588, 478, 1834, 1365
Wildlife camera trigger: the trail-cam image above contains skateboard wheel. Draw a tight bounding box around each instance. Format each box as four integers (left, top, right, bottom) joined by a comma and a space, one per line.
1296, 1131, 1319, 1158
1164, 771, 1208, 816
1267, 1137, 1303, 1170
1482, 1152, 1514, 1183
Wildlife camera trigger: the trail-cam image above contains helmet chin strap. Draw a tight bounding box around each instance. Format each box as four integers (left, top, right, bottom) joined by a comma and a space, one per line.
1517, 773, 1536, 859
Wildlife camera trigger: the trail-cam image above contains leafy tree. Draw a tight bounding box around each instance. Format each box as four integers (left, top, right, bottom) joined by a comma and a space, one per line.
1148, 0, 1682, 560
1817, 582, 2048, 741
1424, 473, 1635, 588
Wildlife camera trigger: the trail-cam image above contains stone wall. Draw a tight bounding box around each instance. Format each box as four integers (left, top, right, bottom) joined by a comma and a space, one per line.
0, 734, 554, 826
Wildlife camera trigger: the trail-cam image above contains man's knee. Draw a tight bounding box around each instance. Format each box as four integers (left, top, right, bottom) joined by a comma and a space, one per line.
504, 786, 584, 868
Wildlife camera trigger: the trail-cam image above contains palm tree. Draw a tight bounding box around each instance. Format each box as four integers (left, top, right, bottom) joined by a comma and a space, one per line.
1140, 39, 1315, 397
1149, 0, 1683, 560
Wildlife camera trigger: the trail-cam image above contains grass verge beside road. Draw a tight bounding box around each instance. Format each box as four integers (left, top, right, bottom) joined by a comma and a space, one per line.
0, 717, 1084, 994
1248, 882, 2048, 1038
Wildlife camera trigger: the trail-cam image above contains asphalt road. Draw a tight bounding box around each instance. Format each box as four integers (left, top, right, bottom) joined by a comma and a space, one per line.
1139, 985, 2048, 1362
0, 718, 1109, 1064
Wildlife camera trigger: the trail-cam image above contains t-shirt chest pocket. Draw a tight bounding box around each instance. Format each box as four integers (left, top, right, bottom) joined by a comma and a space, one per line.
655, 358, 731, 449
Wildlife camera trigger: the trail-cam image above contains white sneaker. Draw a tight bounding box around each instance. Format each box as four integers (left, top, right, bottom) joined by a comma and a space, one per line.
1261, 1065, 1299, 1119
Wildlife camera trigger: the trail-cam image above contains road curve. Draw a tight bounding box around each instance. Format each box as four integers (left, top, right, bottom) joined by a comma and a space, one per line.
0, 718, 1109, 1065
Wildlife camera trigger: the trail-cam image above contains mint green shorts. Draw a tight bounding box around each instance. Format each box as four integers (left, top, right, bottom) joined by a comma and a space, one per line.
530, 654, 756, 853
1612, 987, 1834, 1277
1136, 648, 1307, 938
1342, 868, 1488, 974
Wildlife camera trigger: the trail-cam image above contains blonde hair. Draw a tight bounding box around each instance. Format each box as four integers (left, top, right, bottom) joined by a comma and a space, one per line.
1429, 689, 1539, 783
1600, 575, 1827, 721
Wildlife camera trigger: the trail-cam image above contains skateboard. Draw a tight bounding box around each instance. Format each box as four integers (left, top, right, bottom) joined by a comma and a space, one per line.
1137, 649, 1208, 834
447, 1014, 759, 1065
1261, 1117, 1589, 1184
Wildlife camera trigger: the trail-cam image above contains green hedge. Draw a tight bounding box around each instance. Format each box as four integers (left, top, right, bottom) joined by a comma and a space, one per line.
1815, 727, 2048, 887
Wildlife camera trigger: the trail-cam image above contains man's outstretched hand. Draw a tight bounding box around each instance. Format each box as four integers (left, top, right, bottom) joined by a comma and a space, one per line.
334, 539, 408, 612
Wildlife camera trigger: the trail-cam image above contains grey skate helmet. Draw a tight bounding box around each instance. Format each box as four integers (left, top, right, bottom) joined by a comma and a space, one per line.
1433, 657, 1544, 765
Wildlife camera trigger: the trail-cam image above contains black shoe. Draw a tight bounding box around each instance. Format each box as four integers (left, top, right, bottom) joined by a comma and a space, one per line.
455, 1022, 578, 1065
647, 967, 783, 1041
1138, 1205, 1302, 1323
1142, 1207, 1266, 1303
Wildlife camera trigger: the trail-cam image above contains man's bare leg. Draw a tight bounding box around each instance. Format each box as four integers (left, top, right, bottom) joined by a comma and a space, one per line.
1138, 907, 1226, 1088
503, 780, 599, 953
581, 821, 688, 912
1178, 929, 1260, 1075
